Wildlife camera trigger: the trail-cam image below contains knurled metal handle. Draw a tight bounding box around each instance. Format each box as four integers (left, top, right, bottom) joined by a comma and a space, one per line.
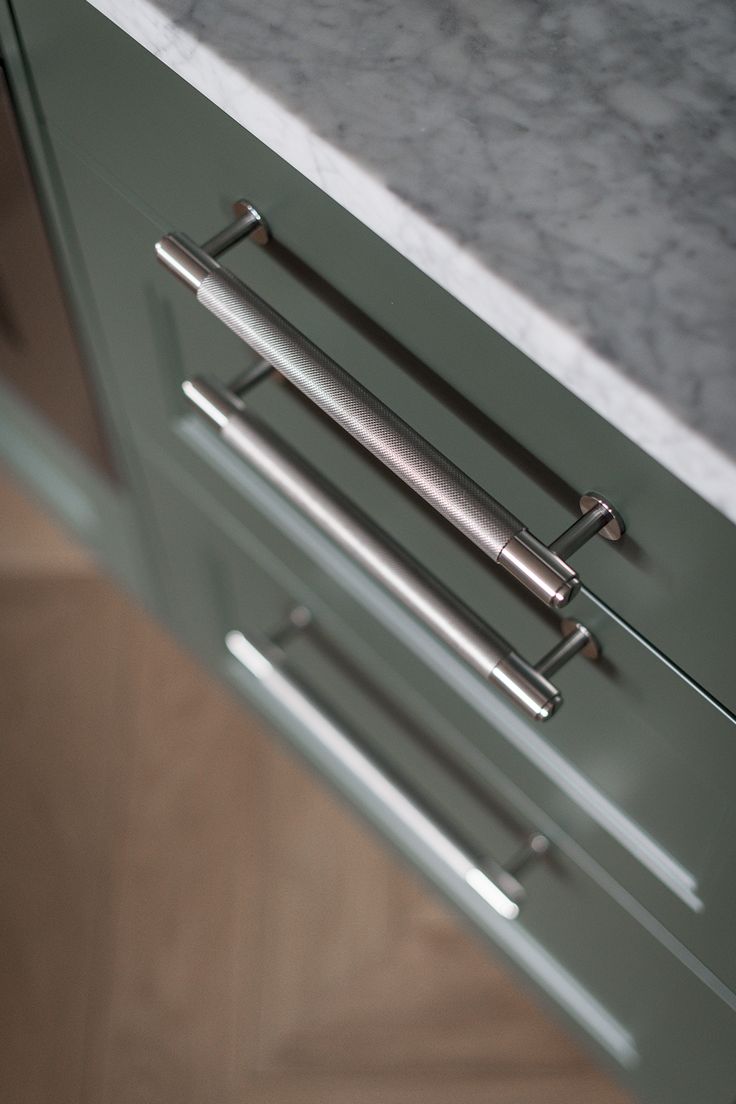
157, 230, 597, 608
157, 199, 624, 605
226, 624, 550, 920
184, 377, 599, 721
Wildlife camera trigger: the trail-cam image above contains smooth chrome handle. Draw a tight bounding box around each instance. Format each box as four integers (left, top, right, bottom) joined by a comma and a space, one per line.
184, 376, 600, 721
225, 621, 550, 920
156, 204, 624, 610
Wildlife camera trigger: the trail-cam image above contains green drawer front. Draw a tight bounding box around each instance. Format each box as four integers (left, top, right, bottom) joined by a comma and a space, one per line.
11, 0, 736, 718
142, 460, 736, 1104
44, 139, 736, 997
141, 407, 736, 999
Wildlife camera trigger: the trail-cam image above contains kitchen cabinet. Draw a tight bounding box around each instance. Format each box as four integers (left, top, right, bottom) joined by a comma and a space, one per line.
6, 0, 736, 714
1, 0, 735, 1099
35, 136, 736, 1001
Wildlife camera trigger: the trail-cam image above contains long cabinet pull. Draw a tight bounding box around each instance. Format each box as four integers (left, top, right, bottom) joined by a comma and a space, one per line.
156, 203, 624, 611
184, 376, 599, 721
225, 623, 550, 921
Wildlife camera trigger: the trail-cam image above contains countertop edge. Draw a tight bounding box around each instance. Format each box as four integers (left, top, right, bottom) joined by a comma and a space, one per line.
87, 0, 736, 526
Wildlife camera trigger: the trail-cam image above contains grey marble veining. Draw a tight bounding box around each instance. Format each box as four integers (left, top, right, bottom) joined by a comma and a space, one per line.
89, 0, 736, 517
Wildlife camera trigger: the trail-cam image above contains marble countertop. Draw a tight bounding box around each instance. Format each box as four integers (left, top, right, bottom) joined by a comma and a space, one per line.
89, 0, 736, 522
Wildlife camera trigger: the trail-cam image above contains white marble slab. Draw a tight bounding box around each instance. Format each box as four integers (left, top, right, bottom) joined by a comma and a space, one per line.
88, 0, 736, 523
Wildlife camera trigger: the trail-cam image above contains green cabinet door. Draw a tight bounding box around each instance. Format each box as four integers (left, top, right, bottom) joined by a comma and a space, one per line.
0, 0, 160, 608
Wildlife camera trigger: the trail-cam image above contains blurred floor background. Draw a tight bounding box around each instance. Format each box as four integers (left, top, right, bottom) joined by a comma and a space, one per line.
0, 469, 631, 1104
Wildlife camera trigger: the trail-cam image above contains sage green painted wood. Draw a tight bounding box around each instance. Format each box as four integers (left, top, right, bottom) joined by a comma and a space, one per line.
0, 0, 123, 477
142, 461, 736, 1104
0, 0, 163, 609
9, 0, 736, 715
42, 139, 736, 997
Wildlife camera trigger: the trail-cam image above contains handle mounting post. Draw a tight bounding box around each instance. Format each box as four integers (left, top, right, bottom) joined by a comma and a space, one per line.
200, 198, 270, 257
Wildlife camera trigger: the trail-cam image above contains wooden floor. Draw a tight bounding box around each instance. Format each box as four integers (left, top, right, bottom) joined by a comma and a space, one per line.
0, 471, 631, 1104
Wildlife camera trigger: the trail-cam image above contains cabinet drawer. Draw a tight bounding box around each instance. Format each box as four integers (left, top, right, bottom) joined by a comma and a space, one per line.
14, 0, 736, 716
139, 384, 736, 1000
47, 139, 736, 995
142, 461, 736, 1104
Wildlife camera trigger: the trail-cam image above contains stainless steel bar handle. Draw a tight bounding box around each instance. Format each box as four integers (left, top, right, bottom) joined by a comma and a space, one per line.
185, 376, 564, 721
226, 626, 549, 920
157, 232, 581, 609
